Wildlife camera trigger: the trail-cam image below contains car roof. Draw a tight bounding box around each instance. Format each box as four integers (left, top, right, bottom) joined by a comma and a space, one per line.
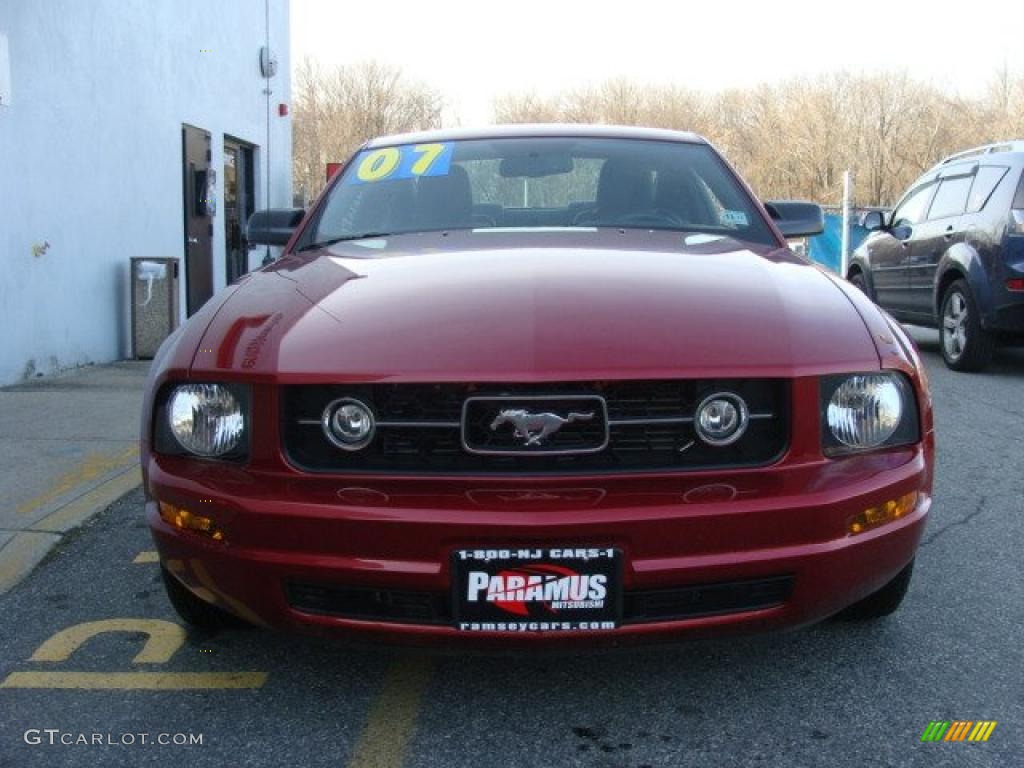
366, 124, 708, 148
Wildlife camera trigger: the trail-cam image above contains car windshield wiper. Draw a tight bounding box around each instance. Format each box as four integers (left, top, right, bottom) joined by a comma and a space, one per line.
297, 233, 395, 252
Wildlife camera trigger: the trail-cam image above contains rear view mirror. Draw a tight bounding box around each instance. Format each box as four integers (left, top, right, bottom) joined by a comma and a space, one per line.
499, 154, 574, 178
247, 208, 305, 246
764, 201, 824, 238
860, 210, 886, 232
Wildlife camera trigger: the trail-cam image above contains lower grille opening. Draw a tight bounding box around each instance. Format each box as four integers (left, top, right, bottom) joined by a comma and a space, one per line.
622, 576, 794, 624
286, 575, 794, 626
287, 583, 452, 625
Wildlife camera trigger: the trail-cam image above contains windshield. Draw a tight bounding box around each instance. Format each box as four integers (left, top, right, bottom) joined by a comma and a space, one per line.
305, 137, 777, 247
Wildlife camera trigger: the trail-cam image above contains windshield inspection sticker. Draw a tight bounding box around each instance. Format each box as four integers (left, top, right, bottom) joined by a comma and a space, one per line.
720, 209, 749, 227
346, 142, 453, 185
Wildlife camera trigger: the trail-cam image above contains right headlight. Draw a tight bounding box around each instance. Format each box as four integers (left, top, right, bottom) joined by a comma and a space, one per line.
154, 382, 249, 459
820, 372, 919, 456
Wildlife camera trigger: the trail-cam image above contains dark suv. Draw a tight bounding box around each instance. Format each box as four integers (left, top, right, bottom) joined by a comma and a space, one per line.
848, 141, 1024, 371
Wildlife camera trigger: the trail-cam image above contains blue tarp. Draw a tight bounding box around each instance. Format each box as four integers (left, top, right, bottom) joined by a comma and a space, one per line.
806, 213, 870, 274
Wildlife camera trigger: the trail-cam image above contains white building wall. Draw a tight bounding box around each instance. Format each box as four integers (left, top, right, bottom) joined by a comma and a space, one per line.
0, 0, 291, 384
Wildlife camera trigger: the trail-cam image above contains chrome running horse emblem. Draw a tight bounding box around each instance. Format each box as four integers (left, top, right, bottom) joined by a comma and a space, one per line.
489, 409, 595, 446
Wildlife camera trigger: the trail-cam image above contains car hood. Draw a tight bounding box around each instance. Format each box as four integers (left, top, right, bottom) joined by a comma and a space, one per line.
192, 230, 881, 381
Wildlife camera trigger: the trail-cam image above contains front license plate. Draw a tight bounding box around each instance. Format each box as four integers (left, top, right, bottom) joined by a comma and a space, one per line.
452, 547, 622, 632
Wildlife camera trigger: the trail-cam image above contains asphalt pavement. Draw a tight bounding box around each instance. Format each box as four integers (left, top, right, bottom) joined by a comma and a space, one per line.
0, 329, 1020, 768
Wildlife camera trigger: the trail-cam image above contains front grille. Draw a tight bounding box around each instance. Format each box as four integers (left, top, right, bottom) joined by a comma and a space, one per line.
281, 380, 788, 474
286, 575, 794, 626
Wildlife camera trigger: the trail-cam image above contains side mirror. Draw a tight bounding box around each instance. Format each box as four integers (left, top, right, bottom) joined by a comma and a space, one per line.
860, 210, 886, 232
764, 201, 824, 238
247, 208, 305, 246
891, 224, 913, 242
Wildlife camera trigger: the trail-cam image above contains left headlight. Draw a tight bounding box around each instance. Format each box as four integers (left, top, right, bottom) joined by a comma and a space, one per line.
156, 383, 248, 458
821, 372, 919, 456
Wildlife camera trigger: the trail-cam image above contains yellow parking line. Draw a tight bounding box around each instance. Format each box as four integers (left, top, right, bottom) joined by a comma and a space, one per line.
133, 551, 160, 564
0, 671, 267, 690
29, 619, 186, 664
347, 657, 435, 768
16, 446, 138, 516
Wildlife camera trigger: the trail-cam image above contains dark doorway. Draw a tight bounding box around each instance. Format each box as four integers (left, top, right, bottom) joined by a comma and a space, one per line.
224, 138, 255, 285
182, 124, 214, 316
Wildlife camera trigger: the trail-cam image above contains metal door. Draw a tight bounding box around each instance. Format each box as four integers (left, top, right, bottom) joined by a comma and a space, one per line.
905, 218, 961, 317
905, 172, 973, 316
182, 125, 214, 316
872, 181, 937, 312
864, 231, 908, 309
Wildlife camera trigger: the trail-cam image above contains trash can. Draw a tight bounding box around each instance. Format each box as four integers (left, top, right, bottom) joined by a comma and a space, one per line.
131, 257, 179, 359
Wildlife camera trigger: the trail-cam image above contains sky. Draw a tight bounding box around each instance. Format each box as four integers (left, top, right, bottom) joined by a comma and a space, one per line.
290, 0, 1023, 126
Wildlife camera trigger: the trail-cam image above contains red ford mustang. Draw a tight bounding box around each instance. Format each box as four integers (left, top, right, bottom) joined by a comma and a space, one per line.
143, 125, 934, 645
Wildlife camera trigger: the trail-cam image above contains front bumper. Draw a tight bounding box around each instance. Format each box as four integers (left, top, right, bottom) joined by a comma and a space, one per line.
147, 444, 931, 646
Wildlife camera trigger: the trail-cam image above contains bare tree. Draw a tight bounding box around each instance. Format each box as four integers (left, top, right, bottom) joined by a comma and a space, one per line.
292, 58, 443, 202
489, 67, 1023, 206
294, 61, 1024, 208
493, 91, 562, 123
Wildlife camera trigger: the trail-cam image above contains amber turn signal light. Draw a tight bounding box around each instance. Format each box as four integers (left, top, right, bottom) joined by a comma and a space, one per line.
158, 501, 225, 541
848, 492, 918, 534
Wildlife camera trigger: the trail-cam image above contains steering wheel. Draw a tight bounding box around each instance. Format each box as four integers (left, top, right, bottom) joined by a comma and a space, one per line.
613, 209, 688, 228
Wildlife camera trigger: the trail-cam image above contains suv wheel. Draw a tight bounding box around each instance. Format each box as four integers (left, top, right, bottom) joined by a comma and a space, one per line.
838, 559, 914, 620
940, 279, 995, 371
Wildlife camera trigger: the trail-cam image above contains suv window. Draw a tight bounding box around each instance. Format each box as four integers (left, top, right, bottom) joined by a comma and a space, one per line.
891, 183, 935, 227
928, 176, 973, 220
966, 166, 1009, 213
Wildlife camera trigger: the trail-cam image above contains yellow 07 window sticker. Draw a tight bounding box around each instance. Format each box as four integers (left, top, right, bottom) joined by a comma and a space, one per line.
347, 143, 453, 185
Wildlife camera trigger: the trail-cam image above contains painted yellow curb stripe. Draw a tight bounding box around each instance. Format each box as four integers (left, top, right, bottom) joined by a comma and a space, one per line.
16, 446, 138, 516
0, 531, 61, 594
0, 671, 267, 690
32, 466, 141, 533
0, 458, 140, 594
347, 657, 435, 768
133, 550, 160, 564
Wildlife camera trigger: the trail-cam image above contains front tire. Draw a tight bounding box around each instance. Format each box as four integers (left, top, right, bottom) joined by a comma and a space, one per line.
940, 279, 995, 371
160, 565, 241, 630
839, 559, 914, 620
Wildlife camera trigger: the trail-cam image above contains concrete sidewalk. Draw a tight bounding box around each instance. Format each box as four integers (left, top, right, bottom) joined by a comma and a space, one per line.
0, 361, 148, 593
